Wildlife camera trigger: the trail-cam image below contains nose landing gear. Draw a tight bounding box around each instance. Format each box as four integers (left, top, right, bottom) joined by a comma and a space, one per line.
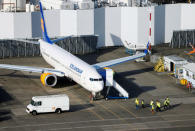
90, 92, 102, 102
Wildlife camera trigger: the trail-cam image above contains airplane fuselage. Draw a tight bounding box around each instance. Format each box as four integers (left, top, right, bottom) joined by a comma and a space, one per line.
39, 39, 104, 94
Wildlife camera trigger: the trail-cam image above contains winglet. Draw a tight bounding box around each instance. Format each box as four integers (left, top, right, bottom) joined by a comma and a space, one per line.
39, 2, 52, 44
144, 41, 151, 54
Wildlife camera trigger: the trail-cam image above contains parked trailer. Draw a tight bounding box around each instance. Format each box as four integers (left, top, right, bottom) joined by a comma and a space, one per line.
178, 63, 195, 88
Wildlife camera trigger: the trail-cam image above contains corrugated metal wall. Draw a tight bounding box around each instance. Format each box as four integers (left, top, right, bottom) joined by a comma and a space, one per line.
0, 35, 98, 59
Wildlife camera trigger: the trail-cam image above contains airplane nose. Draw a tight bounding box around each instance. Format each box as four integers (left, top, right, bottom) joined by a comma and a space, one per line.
97, 82, 104, 92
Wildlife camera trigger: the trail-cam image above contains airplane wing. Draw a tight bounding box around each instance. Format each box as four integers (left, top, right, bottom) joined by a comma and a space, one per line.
0, 64, 65, 76
92, 52, 146, 69
13, 36, 73, 45
92, 41, 151, 69
14, 39, 39, 45
51, 36, 73, 43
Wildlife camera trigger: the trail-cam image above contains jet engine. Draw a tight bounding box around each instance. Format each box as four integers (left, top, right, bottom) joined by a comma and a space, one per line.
40, 73, 57, 87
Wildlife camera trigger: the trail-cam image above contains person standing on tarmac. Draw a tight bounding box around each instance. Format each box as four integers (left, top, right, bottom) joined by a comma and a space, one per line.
150, 99, 154, 114
156, 100, 161, 112
166, 97, 170, 108
164, 98, 168, 110
150, 100, 154, 109
151, 102, 155, 114
135, 98, 139, 110
141, 99, 145, 108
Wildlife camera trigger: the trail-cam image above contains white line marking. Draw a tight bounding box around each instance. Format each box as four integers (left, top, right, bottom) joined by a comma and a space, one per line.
1, 114, 195, 129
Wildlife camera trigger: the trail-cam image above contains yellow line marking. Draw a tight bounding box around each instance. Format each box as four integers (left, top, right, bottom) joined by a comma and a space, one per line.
88, 109, 104, 120
79, 88, 122, 119
79, 88, 122, 120
115, 101, 137, 118
96, 102, 122, 119
75, 88, 104, 120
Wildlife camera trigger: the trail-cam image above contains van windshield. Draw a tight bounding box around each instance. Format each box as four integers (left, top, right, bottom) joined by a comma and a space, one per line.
31, 100, 42, 106
31, 99, 35, 106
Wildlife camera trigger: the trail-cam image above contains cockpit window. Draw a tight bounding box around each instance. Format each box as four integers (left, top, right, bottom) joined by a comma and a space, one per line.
90, 78, 103, 81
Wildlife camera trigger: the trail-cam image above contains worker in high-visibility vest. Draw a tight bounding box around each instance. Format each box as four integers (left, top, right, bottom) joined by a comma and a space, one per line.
151, 103, 155, 114
164, 98, 168, 110
150, 100, 154, 109
135, 98, 139, 110
166, 97, 170, 108
156, 100, 161, 112
141, 99, 145, 108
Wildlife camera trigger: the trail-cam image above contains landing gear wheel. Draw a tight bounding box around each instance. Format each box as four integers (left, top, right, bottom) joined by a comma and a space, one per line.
56, 108, 62, 114
32, 111, 37, 116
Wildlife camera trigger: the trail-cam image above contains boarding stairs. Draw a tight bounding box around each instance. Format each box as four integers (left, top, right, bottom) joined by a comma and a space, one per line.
112, 80, 129, 98
103, 68, 129, 99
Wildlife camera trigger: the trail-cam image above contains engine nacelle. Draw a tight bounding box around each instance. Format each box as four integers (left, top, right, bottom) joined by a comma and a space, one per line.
40, 73, 57, 87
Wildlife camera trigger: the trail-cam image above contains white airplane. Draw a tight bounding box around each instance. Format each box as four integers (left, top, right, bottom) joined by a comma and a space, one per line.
0, 2, 150, 99
123, 40, 150, 51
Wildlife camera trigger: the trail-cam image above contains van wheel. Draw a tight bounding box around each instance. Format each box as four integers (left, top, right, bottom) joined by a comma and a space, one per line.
56, 108, 61, 114
32, 111, 37, 116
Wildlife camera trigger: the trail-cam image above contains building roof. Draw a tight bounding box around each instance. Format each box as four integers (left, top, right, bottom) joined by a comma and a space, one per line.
164, 55, 187, 62
182, 63, 195, 73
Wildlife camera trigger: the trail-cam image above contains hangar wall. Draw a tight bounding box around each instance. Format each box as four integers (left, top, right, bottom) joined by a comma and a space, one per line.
77, 10, 94, 36
94, 8, 105, 47
14, 13, 32, 38
121, 7, 138, 46
60, 10, 77, 36
181, 4, 195, 30
0, 4, 195, 47
44, 10, 61, 37
105, 7, 122, 47
164, 4, 182, 43
0, 13, 14, 38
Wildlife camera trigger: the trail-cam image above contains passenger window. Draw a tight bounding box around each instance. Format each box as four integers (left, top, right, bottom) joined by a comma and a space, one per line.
37, 101, 42, 106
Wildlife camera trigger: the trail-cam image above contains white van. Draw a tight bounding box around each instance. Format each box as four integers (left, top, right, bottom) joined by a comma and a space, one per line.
26, 94, 69, 115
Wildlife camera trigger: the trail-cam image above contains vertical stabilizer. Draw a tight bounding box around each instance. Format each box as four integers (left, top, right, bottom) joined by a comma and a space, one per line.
39, 2, 52, 44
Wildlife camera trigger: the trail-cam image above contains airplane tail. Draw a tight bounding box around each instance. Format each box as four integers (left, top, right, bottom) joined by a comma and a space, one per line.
39, 2, 52, 44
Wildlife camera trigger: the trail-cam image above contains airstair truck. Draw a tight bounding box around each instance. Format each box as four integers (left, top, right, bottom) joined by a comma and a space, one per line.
26, 94, 69, 115
98, 68, 129, 99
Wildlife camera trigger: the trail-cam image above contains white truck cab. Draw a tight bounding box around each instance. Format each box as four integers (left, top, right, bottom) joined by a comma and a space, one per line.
26, 94, 69, 115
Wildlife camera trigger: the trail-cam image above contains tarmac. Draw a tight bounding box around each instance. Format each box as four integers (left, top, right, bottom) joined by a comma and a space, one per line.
0, 47, 195, 131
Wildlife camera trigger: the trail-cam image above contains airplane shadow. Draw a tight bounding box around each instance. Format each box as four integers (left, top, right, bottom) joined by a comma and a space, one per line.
0, 109, 12, 122
0, 87, 14, 104
118, 66, 153, 77
101, 70, 156, 99
0, 71, 76, 88
161, 103, 181, 112
76, 47, 121, 64
55, 76, 76, 88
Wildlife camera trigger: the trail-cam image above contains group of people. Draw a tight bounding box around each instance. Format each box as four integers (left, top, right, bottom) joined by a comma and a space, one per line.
135, 97, 171, 114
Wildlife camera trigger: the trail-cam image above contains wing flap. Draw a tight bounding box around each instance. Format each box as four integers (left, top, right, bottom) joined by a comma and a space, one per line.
0, 64, 65, 76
